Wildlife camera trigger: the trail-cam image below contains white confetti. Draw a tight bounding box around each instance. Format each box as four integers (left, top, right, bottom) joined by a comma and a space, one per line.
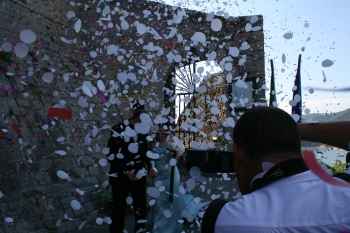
228, 47, 239, 57
57, 170, 68, 179
1, 42, 12, 52
283, 32, 293, 39
137, 23, 147, 35
99, 158, 107, 166
5, 217, 14, 223
163, 209, 172, 218
42, 72, 54, 83
96, 218, 103, 225
147, 187, 160, 198
245, 23, 252, 32
14, 42, 29, 58
250, 15, 258, 24
126, 196, 133, 205
71, 200, 81, 210
66, 11, 75, 19
20, 29, 36, 44
55, 150, 67, 156
282, 54, 286, 63
321, 59, 334, 67
74, 19, 82, 33
211, 18, 222, 31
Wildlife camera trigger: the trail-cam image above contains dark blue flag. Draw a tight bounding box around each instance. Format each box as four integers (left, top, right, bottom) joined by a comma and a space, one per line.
292, 55, 302, 122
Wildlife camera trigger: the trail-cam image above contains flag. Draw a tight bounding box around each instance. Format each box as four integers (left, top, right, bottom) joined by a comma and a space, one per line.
292, 55, 302, 122
269, 60, 277, 107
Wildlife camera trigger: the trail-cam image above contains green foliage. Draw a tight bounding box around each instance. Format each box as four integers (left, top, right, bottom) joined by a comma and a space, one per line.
95, 184, 113, 208
0, 51, 12, 63
320, 160, 346, 174
332, 160, 346, 173
306, 108, 350, 122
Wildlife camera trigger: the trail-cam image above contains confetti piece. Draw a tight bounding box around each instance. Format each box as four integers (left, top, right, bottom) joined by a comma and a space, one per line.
147, 187, 160, 198
245, 23, 252, 32
42, 72, 53, 83
99, 158, 107, 166
96, 218, 103, 225
97, 93, 108, 103
6, 87, 18, 92
71, 200, 81, 210
55, 150, 67, 156
66, 11, 75, 19
1, 42, 12, 52
283, 32, 293, 39
149, 199, 156, 206
211, 18, 222, 31
126, 196, 133, 205
163, 209, 172, 218
239, 42, 250, 50
78, 220, 86, 230
74, 19, 82, 33
48, 108, 72, 120
250, 15, 258, 24
14, 43, 29, 57
303, 151, 350, 187
5, 217, 13, 223
146, 151, 159, 160
282, 53, 286, 63
19, 29, 36, 44
191, 32, 206, 45
321, 59, 334, 67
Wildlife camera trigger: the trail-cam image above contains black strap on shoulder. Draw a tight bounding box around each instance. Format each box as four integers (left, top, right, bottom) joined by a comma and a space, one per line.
201, 199, 228, 233
249, 158, 309, 193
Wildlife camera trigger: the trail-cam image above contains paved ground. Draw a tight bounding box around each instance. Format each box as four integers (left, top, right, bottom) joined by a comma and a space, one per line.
80, 161, 239, 233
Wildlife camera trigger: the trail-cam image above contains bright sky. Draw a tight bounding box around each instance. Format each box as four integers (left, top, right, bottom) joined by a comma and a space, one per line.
160, 0, 350, 114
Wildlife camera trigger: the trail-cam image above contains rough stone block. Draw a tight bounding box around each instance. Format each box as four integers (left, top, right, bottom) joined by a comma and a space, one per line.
88, 166, 101, 176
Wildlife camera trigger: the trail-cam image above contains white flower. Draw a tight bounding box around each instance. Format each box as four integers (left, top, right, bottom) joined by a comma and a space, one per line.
169, 141, 185, 157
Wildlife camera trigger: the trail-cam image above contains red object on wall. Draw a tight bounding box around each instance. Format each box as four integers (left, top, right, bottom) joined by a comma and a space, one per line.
167, 40, 172, 49
12, 121, 18, 135
48, 108, 72, 120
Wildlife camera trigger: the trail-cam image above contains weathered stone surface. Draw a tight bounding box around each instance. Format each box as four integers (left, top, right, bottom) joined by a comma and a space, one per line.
0, 0, 264, 232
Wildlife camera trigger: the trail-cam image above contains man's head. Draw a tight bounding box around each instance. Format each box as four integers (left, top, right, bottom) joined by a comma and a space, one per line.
156, 127, 167, 142
131, 109, 146, 124
233, 106, 301, 194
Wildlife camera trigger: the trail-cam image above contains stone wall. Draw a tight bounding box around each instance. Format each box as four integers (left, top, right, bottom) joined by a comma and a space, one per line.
0, 0, 264, 232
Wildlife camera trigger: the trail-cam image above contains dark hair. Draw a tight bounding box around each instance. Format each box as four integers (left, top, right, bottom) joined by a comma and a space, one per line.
132, 109, 146, 119
132, 101, 144, 111
346, 152, 350, 169
233, 106, 301, 162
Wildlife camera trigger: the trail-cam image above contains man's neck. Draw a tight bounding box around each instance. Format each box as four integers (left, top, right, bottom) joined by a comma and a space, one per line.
130, 119, 135, 127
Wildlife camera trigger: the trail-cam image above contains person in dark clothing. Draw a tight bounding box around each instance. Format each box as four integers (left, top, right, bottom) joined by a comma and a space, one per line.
107, 109, 154, 233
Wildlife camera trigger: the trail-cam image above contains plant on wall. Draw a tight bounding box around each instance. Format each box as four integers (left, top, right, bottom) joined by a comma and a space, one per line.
0, 51, 12, 64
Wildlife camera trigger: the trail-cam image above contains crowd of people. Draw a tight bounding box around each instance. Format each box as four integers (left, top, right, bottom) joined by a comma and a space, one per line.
107, 105, 350, 233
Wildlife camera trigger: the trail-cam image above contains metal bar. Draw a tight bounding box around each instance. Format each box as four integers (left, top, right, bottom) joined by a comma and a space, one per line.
188, 64, 193, 86
177, 68, 191, 87
175, 72, 190, 90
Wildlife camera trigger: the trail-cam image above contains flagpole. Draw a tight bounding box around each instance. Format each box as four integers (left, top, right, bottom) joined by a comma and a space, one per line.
292, 54, 302, 122
269, 59, 277, 107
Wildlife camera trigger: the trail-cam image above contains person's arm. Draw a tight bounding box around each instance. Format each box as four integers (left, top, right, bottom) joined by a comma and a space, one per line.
298, 122, 350, 150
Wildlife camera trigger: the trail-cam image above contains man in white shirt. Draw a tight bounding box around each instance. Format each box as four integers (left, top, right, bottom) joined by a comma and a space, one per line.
202, 106, 350, 233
